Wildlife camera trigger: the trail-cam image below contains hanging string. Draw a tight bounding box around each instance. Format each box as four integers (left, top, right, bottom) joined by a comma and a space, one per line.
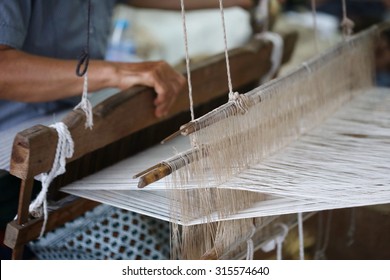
75, 0, 93, 129
314, 211, 332, 259
259, 222, 289, 260
341, 0, 354, 38
297, 212, 305, 260
311, 0, 320, 53
29, 122, 74, 237
180, 0, 195, 121
274, 223, 289, 260
218, 0, 234, 97
246, 223, 256, 260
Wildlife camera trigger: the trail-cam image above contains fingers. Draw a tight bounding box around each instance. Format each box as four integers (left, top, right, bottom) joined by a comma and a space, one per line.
151, 63, 186, 118
112, 60, 186, 118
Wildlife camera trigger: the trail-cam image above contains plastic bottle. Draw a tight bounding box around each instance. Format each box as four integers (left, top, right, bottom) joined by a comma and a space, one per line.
105, 19, 141, 62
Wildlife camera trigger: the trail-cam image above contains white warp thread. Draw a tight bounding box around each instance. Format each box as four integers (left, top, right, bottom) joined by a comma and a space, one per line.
62, 88, 390, 225
74, 72, 93, 129
29, 122, 74, 237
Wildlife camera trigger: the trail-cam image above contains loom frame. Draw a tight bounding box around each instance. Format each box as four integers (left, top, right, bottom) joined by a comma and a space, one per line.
3, 32, 298, 259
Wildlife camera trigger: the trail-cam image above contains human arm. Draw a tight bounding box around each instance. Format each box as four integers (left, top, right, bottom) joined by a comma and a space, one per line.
0, 45, 185, 118
126, 0, 254, 10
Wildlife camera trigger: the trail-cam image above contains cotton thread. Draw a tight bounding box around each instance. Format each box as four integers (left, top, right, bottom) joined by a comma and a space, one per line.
246, 224, 256, 260
275, 223, 289, 260
30, 122, 74, 237
341, 0, 354, 38
298, 212, 305, 260
218, 0, 233, 96
74, 72, 93, 129
180, 0, 195, 121
75, 0, 93, 129
311, 0, 319, 53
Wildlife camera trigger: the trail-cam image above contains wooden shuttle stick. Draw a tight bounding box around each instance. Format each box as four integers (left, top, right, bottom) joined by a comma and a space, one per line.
135, 146, 205, 188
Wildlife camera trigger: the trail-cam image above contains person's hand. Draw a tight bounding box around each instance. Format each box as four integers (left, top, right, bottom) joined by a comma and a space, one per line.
111, 60, 186, 118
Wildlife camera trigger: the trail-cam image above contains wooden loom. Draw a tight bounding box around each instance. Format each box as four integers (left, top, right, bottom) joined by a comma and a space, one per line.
3, 31, 298, 259
61, 23, 390, 260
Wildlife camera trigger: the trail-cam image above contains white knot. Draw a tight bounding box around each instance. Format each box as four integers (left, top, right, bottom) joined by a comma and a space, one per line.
74, 72, 93, 129
229, 92, 251, 114
341, 17, 354, 37
29, 122, 74, 237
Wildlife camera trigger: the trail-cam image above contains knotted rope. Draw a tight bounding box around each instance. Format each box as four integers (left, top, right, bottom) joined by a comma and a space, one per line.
29, 122, 74, 237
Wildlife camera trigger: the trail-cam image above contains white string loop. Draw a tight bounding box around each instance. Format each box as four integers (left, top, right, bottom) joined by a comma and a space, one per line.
74, 72, 93, 129
29, 122, 74, 237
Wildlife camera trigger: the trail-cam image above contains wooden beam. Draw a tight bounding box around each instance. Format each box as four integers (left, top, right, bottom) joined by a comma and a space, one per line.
4, 198, 99, 250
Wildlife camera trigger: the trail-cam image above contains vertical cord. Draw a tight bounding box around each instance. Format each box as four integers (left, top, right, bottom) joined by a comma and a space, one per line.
275, 223, 289, 260
218, 0, 234, 97
341, 0, 354, 38
261, 0, 269, 32
76, 0, 91, 77
298, 212, 305, 260
75, 0, 93, 129
314, 211, 333, 259
246, 222, 257, 260
311, 0, 319, 53
180, 0, 195, 121
341, 0, 347, 20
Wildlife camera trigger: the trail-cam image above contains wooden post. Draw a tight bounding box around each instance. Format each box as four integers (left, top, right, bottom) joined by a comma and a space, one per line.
13, 178, 34, 259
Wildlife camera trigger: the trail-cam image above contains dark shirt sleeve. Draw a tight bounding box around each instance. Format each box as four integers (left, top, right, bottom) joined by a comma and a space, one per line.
0, 0, 32, 49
